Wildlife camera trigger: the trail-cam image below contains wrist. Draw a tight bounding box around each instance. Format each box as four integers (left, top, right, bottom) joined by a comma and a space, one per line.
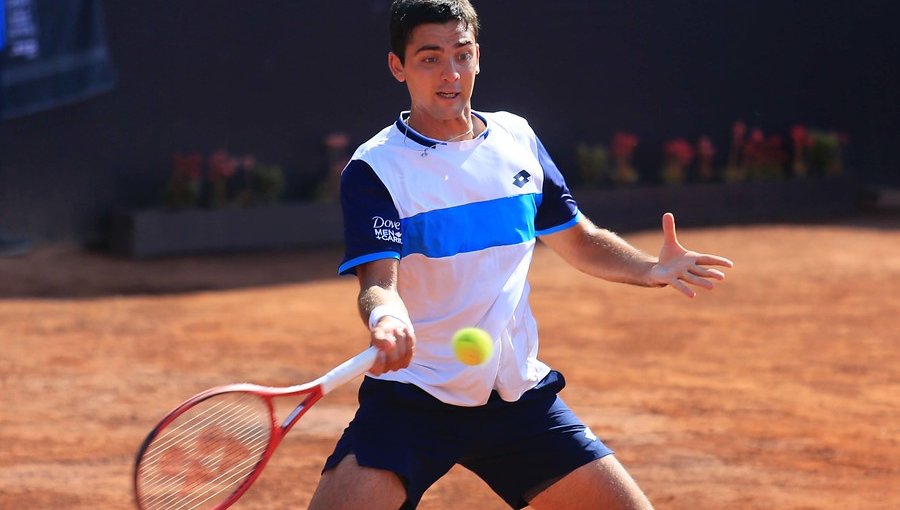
368, 305, 413, 331
643, 260, 666, 288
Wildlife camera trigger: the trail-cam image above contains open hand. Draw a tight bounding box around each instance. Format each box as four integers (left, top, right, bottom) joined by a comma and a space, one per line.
649, 213, 734, 298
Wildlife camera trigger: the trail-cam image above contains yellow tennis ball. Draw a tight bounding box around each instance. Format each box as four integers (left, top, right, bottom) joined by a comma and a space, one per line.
451, 327, 494, 366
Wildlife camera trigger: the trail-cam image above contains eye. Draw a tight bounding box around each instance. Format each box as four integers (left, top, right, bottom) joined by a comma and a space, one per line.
458, 52, 474, 62
423, 56, 438, 64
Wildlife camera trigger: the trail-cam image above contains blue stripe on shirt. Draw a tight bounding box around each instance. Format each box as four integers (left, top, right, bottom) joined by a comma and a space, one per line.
401, 194, 539, 258
338, 251, 401, 275
536, 210, 581, 236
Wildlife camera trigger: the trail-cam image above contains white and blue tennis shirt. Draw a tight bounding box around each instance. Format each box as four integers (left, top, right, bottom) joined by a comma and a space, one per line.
339, 111, 581, 406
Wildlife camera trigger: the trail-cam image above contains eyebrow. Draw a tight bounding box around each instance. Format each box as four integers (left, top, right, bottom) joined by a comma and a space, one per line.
413, 39, 474, 55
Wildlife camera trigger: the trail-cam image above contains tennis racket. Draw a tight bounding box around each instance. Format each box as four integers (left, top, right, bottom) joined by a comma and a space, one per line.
133, 346, 378, 510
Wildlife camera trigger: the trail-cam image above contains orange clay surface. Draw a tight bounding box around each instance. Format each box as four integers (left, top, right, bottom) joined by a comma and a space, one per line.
1, 215, 898, 509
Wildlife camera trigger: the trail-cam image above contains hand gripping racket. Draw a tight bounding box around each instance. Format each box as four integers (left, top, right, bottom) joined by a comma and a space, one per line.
133, 346, 378, 510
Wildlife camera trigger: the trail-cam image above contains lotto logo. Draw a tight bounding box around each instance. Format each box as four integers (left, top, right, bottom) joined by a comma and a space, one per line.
513, 170, 531, 188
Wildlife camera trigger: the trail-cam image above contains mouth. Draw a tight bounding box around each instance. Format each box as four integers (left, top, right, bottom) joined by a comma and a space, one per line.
436, 92, 461, 99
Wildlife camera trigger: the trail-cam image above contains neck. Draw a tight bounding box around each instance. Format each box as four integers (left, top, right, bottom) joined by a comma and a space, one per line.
406, 110, 477, 142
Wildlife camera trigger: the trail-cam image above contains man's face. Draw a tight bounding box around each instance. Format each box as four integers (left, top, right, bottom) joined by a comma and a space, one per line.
389, 20, 480, 127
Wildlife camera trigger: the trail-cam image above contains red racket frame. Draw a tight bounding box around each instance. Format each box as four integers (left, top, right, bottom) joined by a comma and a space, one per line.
134, 347, 378, 510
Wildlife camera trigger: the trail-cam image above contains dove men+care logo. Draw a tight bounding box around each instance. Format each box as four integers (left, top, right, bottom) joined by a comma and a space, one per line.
372, 216, 402, 244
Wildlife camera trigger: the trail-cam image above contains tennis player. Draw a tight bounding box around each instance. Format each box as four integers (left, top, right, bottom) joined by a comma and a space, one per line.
309, 1, 734, 508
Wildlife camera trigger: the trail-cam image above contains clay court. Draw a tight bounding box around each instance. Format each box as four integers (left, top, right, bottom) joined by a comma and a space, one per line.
1, 214, 898, 509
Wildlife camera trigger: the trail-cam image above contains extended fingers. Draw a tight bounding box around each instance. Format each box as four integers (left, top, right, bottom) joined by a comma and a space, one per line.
689, 265, 726, 280
666, 272, 717, 299
664, 260, 730, 298
680, 271, 715, 290
695, 253, 734, 268
669, 278, 696, 299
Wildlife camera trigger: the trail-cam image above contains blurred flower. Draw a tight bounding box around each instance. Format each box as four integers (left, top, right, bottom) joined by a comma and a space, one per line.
743, 130, 787, 180
664, 139, 695, 166
696, 136, 716, 181
611, 132, 639, 186
324, 132, 350, 150
790, 124, 810, 178
317, 132, 353, 202
732, 121, 747, 144
790, 125, 810, 147
697, 136, 715, 159
208, 149, 238, 181
725, 121, 747, 182
164, 152, 204, 208
611, 132, 638, 159
749, 128, 764, 144
173, 152, 203, 180
661, 138, 695, 185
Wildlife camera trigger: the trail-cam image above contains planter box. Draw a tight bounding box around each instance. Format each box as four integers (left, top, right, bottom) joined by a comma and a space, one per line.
108, 177, 861, 258
109, 201, 343, 258
572, 176, 862, 233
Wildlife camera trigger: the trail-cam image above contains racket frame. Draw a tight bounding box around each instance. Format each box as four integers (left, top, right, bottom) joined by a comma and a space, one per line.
134, 346, 378, 510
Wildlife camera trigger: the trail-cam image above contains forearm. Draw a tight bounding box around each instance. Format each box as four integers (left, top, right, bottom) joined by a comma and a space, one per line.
543, 218, 661, 287
358, 284, 410, 327
355, 259, 412, 329
354, 258, 415, 374
575, 228, 660, 286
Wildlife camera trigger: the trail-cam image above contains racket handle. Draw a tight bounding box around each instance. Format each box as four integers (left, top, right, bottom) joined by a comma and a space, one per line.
319, 346, 379, 394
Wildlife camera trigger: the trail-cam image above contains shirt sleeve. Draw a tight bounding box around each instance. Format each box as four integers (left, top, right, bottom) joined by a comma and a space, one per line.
338, 159, 403, 275
534, 136, 581, 235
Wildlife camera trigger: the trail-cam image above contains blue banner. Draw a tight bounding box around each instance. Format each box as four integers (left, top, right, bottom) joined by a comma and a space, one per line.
0, 0, 115, 120
0, 0, 6, 51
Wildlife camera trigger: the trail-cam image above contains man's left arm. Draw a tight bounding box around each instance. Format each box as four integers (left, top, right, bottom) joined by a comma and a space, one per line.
539, 212, 734, 298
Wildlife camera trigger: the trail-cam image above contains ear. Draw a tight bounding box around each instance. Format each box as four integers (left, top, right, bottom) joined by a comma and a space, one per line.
388, 52, 406, 82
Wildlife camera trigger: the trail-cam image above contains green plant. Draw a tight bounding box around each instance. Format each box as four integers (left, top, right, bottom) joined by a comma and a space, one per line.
247, 164, 285, 205
164, 152, 203, 208
576, 143, 610, 187
808, 131, 845, 176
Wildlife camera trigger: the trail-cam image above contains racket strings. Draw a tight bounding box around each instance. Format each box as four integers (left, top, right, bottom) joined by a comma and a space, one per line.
137, 393, 273, 510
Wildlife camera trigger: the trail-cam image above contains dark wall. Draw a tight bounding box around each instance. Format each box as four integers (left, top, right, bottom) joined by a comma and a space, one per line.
1, 0, 898, 243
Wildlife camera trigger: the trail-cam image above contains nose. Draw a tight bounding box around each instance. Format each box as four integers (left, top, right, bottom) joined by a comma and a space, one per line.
441, 60, 460, 82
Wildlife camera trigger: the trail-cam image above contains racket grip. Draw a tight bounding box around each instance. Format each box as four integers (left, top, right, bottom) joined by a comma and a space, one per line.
319, 346, 379, 394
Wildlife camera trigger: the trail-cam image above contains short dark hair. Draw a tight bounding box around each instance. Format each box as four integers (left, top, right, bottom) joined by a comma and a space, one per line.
389, 0, 480, 63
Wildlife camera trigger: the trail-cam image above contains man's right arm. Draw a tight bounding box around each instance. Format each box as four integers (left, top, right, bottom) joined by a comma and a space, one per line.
356, 258, 415, 375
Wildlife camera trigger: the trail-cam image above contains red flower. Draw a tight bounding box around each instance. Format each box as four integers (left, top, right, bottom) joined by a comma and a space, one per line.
790, 124, 810, 147
750, 128, 764, 144
208, 149, 237, 180
173, 152, 203, 180
612, 132, 638, 158
697, 136, 715, 159
664, 139, 695, 166
324, 132, 350, 150
732, 121, 747, 143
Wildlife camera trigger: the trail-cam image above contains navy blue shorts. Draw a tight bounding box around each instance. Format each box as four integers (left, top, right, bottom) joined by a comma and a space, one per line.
322, 370, 614, 509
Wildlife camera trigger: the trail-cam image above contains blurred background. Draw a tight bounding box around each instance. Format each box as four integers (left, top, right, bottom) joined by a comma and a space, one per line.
0, 0, 897, 250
